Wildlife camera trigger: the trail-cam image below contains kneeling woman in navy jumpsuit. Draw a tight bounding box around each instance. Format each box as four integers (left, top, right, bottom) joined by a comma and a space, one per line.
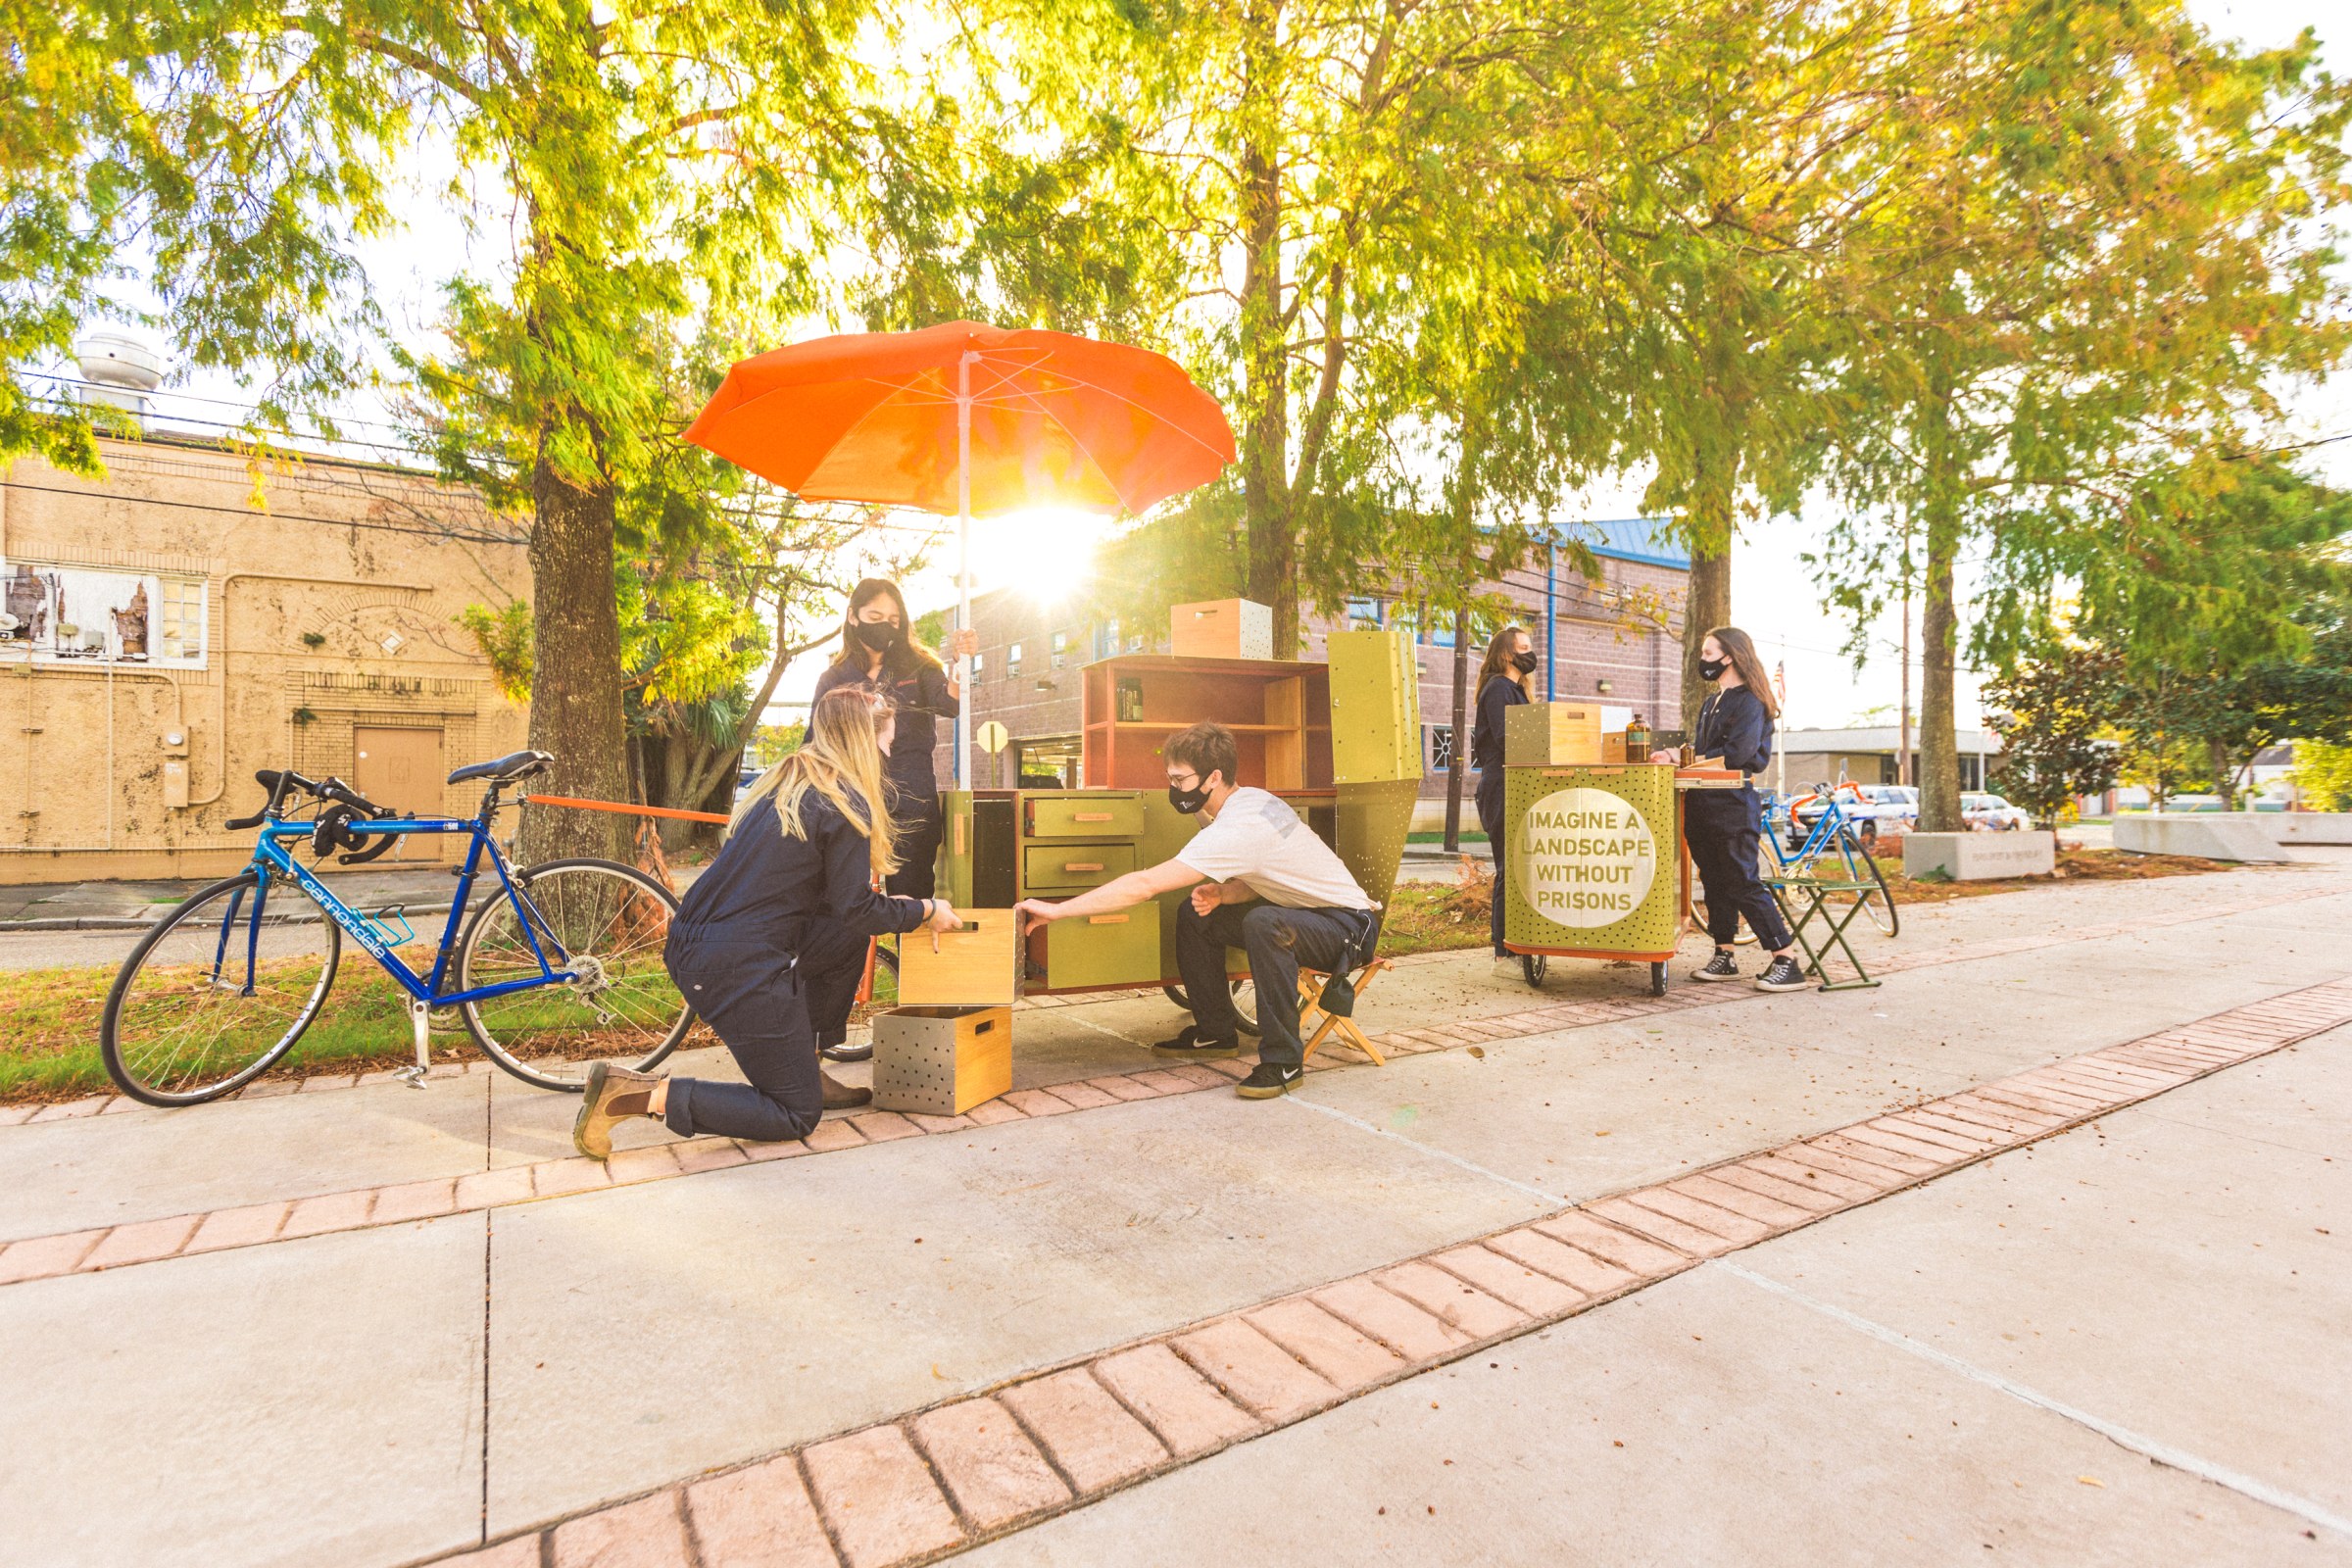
1659, 627, 1807, 993
571, 688, 962, 1157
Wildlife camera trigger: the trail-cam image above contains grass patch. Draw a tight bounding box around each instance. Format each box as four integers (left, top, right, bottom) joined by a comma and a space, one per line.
1406, 831, 1488, 845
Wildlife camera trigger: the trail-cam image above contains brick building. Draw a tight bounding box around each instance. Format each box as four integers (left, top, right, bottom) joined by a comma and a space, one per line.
1, 421, 531, 884
936, 519, 1690, 803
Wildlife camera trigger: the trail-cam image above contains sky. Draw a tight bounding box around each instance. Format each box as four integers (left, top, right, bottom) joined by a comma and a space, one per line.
44, 0, 2344, 737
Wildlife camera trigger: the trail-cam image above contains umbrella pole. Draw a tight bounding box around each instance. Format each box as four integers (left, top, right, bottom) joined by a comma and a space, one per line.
956, 350, 976, 790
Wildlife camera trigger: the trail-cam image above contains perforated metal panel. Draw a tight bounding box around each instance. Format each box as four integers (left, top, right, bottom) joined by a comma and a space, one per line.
1501, 765, 1680, 954
871, 1004, 1012, 1116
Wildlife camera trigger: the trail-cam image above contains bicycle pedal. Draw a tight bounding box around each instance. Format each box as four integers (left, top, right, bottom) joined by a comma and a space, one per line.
393, 1064, 429, 1090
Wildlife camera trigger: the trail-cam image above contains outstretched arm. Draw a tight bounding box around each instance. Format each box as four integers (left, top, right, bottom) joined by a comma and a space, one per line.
1017, 858, 1202, 934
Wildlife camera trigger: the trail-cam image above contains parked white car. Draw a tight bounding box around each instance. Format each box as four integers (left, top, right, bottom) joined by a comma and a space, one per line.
1962, 791, 2030, 831
1789, 783, 1919, 845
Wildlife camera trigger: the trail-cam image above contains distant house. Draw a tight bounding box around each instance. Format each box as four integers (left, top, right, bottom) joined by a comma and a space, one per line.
937, 520, 1692, 800
1775, 726, 2005, 795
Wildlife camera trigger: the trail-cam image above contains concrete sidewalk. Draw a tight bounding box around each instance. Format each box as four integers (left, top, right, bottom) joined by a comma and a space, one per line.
0, 854, 2343, 1566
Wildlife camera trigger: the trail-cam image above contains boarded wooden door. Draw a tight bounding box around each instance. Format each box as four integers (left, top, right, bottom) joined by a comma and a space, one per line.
353, 726, 447, 862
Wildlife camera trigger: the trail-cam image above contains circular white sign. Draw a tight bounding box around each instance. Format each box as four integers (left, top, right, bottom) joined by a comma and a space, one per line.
1513, 787, 1658, 928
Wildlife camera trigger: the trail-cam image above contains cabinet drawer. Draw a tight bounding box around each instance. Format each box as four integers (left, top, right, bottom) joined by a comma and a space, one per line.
1026, 793, 1146, 839
1043, 903, 1162, 990
1023, 843, 1136, 892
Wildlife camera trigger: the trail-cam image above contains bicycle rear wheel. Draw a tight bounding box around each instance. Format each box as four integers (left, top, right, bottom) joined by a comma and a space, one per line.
101, 872, 341, 1105
1835, 830, 1900, 937
457, 858, 693, 1091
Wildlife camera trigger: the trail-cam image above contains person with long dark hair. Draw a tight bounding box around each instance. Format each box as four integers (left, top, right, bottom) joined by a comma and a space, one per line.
1652, 626, 1806, 991
810, 577, 978, 904
1468, 623, 1537, 976
570, 688, 964, 1158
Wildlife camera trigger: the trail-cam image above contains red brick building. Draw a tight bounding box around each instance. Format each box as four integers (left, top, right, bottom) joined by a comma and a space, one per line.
935, 520, 1690, 802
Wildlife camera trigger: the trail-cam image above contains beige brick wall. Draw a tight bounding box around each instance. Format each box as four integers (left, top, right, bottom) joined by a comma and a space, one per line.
0, 437, 530, 884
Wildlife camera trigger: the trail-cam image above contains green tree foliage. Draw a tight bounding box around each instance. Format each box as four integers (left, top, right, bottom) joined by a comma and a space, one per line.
1983, 647, 2123, 827
2289, 740, 2352, 810
1811, 2, 2350, 833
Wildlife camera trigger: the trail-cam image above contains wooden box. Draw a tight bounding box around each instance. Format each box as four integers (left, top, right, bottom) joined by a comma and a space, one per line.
1171, 598, 1274, 661
896, 908, 1020, 1005
1601, 731, 1631, 764
1326, 629, 1422, 784
1505, 703, 1605, 767
871, 1004, 1012, 1116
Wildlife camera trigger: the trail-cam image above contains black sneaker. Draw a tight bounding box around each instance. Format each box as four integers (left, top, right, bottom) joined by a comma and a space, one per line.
1152, 1025, 1240, 1061
1235, 1061, 1303, 1099
1755, 956, 1808, 992
1692, 950, 1741, 983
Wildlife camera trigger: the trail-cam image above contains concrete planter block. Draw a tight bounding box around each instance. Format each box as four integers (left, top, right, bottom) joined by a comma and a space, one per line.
1904, 831, 2056, 882
2268, 812, 2352, 845
2113, 813, 2287, 862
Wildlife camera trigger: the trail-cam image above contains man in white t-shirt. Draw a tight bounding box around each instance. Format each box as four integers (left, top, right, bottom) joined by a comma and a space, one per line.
1014, 721, 1378, 1100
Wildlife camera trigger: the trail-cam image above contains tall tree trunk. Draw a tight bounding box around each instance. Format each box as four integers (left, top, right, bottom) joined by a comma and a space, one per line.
1916, 383, 1963, 834
2207, 737, 2236, 809
1678, 453, 1735, 733
1238, 5, 1297, 655
1445, 605, 1470, 853
519, 450, 630, 864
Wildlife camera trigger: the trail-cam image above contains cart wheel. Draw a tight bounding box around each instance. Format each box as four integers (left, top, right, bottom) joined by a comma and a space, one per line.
1649, 961, 1668, 998
1521, 954, 1547, 988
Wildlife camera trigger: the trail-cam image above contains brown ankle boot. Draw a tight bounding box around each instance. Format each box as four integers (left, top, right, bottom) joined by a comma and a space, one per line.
573, 1061, 662, 1160
820, 1071, 872, 1110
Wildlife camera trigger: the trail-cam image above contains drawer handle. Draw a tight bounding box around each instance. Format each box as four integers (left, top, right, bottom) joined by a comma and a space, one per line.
1073, 811, 1115, 822
973, 1018, 996, 1035
1088, 914, 1129, 925
1064, 862, 1104, 872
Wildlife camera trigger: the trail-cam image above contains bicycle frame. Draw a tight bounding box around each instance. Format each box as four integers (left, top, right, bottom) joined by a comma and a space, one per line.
1760, 787, 1864, 872
239, 811, 570, 1008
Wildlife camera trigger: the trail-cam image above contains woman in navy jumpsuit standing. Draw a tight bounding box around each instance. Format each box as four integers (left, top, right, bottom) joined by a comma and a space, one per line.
1653, 627, 1807, 992
1469, 624, 1536, 977
571, 688, 963, 1157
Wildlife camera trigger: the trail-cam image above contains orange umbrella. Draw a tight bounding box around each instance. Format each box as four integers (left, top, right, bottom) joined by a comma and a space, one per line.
685, 319, 1236, 781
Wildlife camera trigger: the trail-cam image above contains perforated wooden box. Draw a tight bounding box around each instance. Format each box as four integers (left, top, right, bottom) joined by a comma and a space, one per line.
871, 1004, 1013, 1116
1170, 598, 1274, 661
1504, 702, 1605, 767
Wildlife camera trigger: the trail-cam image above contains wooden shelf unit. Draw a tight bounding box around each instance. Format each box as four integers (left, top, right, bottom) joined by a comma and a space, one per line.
1081, 655, 1334, 790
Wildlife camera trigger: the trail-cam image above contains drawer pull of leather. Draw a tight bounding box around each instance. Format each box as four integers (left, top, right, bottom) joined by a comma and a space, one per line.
1064, 861, 1104, 873
974, 1017, 996, 1035
1087, 914, 1129, 925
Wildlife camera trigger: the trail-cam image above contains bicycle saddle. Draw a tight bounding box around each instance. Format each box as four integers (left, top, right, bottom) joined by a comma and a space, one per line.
446, 750, 554, 785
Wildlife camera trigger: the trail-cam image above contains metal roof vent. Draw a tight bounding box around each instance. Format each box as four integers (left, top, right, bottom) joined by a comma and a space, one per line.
74, 331, 165, 432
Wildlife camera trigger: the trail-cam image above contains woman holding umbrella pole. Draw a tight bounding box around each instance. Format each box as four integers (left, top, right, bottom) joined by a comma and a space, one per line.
810, 577, 978, 903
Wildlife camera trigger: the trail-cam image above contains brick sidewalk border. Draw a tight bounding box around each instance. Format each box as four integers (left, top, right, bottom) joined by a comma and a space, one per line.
0, 883, 2340, 1286
414, 974, 2352, 1568
2, 878, 2333, 1126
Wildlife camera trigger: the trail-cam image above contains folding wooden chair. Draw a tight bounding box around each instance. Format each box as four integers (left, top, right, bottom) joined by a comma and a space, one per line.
1297, 956, 1392, 1066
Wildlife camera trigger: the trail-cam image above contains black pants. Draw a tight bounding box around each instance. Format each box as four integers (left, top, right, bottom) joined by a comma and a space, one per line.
886, 792, 943, 902
661, 921, 865, 1143
1685, 796, 1792, 953
1176, 898, 1374, 1068
1475, 770, 1507, 956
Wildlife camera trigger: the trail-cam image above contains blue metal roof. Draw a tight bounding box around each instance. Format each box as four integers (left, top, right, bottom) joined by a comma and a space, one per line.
1573, 517, 1690, 571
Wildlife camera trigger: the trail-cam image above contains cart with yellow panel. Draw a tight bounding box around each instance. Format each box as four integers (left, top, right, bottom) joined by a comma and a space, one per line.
931, 612, 1423, 1027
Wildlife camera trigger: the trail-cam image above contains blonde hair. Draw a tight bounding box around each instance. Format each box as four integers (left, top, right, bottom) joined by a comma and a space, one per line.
733, 687, 901, 878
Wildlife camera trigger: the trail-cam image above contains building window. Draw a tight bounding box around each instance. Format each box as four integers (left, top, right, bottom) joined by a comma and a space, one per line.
1428, 724, 1455, 771
157, 576, 205, 660
1345, 597, 1385, 630
1051, 630, 1068, 654
1007, 641, 1023, 673
971, 651, 984, 678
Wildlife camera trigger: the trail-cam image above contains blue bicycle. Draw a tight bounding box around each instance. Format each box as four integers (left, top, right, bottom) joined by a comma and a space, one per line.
1758, 781, 1899, 936
100, 751, 694, 1105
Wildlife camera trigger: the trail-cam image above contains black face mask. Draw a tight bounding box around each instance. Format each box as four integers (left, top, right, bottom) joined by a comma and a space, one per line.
1510, 651, 1538, 674
853, 620, 900, 653
1167, 779, 1211, 815
1698, 656, 1729, 681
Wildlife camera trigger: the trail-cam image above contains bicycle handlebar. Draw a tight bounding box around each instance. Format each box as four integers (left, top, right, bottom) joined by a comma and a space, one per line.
225, 768, 388, 832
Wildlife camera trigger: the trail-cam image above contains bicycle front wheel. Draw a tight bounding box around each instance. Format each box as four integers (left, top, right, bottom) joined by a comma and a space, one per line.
457, 858, 693, 1091
101, 872, 341, 1105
